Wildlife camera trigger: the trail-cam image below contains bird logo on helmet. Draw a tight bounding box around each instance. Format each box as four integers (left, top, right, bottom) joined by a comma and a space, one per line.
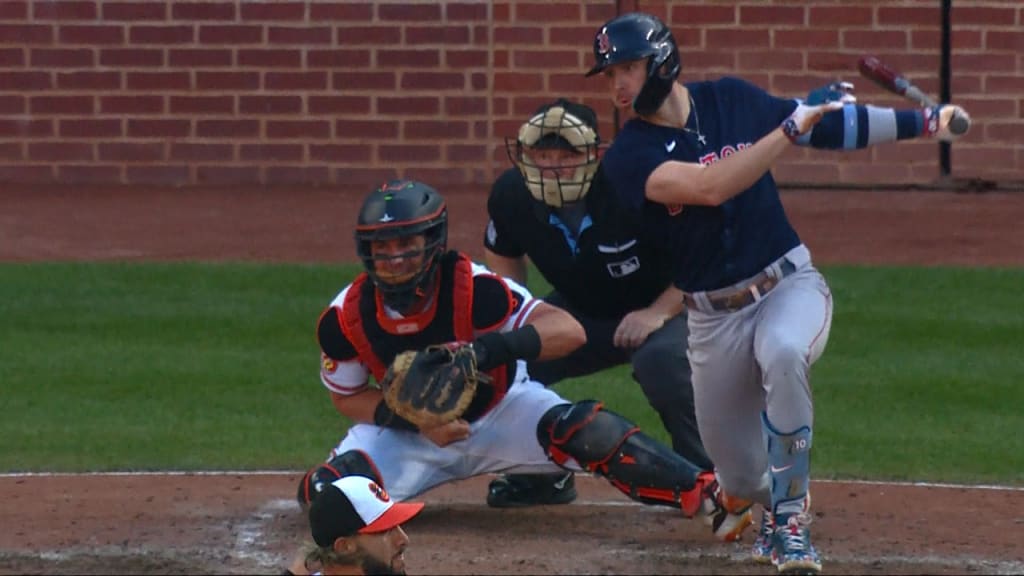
585, 12, 681, 116
505, 98, 601, 208
354, 180, 448, 314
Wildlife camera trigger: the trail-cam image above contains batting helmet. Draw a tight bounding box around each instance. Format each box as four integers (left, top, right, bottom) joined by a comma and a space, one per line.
355, 180, 448, 314
506, 98, 601, 207
585, 12, 680, 116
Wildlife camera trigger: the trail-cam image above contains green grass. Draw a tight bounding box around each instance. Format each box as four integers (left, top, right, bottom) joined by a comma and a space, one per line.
1, 262, 1021, 486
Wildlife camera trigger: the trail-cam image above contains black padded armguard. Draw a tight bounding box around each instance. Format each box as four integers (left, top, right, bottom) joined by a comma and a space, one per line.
472, 325, 542, 372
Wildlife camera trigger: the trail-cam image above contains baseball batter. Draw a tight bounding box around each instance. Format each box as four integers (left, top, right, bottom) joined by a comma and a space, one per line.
297, 179, 752, 540
586, 12, 970, 575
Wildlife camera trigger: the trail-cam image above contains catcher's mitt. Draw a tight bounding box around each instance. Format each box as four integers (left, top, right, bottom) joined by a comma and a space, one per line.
380, 344, 491, 429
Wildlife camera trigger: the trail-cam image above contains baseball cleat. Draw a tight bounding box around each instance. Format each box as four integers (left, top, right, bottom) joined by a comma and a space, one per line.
751, 505, 775, 564
486, 472, 577, 508
700, 474, 754, 542
771, 514, 821, 575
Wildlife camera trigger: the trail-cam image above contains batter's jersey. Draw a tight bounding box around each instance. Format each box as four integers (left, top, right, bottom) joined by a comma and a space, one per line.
601, 76, 800, 293
316, 251, 540, 418
484, 166, 672, 318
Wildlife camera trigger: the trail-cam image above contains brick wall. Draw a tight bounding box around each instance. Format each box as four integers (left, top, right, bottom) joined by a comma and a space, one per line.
0, 0, 1021, 189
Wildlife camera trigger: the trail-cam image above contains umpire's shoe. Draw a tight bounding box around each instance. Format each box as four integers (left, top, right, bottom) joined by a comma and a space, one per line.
487, 472, 577, 508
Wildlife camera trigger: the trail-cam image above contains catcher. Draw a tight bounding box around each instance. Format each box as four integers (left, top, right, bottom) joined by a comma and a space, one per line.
297, 179, 751, 540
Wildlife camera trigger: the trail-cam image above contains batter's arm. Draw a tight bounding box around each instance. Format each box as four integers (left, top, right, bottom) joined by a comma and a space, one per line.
484, 247, 528, 285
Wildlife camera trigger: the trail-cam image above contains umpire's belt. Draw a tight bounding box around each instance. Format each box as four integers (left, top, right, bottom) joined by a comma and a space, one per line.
683, 258, 798, 313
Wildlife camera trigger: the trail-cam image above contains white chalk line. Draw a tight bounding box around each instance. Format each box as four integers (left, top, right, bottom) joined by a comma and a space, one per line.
231, 498, 295, 569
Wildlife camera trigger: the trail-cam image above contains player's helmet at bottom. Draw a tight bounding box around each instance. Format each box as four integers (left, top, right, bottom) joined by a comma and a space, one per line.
506, 98, 601, 208
355, 180, 448, 314
585, 12, 681, 116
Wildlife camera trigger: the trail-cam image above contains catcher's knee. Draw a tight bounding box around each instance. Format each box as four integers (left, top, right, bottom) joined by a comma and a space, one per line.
536, 401, 705, 511
297, 449, 382, 507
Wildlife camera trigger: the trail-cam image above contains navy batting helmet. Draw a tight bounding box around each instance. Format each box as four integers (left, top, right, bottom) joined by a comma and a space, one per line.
585, 12, 680, 116
355, 180, 448, 314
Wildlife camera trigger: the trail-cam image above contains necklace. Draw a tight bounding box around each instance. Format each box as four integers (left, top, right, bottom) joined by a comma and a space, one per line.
683, 94, 707, 148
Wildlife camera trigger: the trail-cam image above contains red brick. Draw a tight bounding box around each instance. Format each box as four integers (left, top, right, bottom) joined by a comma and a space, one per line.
332, 167, 396, 187
59, 118, 122, 138
30, 95, 93, 114
549, 73, 593, 94
269, 26, 332, 45
267, 120, 331, 139
169, 48, 232, 68
401, 72, 465, 91
472, 72, 487, 91
494, 72, 543, 92
170, 143, 233, 162
707, 28, 770, 48
241, 2, 305, 21
238, 95, 302, 115
99, 142, 165, 162
807, 51, 859, 73
447, 3, 487, 21
239, 143, 303, 161
125, 165, 190, 186
101, 2, 166, 21
0, 165, 54, 182
100, 95, 163, 114
494, 26, 543, 45
334, 25, 394, 45
310, 144, 371, 162
953, 6, 1016, 26
265, 166, 331, 185
548, 25, 601, 47
444, 49, 487, 68
310, 49, 372, 69
127, 119, 190, 138
129, 25, 194, 44
739, 50, 804, 71
0, 118, 52, 137
308, 95, 372, 115
740, 6, 803, 25
195, 71, 259, 90
265, 71, 328, 91
987, 31, 1024, 52
445, 96, 487, 116
878, 6, 941, 26
669, 5, 735, 25
33, 1, 96, 20
842, 30, 909, 51
196, 119, 259, 138
513, 50, 579, 69
377, 49, 439, 68
378, 3, 441, 21
952, 53, 1017, 73
378, 144, 440, 162
447, 144, 486, 163
28, 141, 93, 161
170, 95, 234, 115
197, 166, 262, 185
0, 142, 23, 159
774, 29, 838, 50
471, 24, 488, 45
377, 96, 438, 115
310, 3, 372, 21
406, 25, 470, 45
238, 49, 302, 68
59, 165, 122, 183
0, 24, 54, 44
0, 47, 23, 65
677, 49, 735, 70
986, 76, 1024, 93
199, 25, 263, 44
100, 48, 163, 66
808, 6, 873, 27
30, 47, 93, 67
335, 119, 398, 139
404, 120, 469, 139
6, 71, 51, 90
0, 2, 27, 19
515, 3, 579, 22
172, 2, 235, 21
59, 25, 124, 44
126, 71, 190, 91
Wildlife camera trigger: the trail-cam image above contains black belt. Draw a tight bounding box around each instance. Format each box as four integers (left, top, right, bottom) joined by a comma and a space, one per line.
684, 259, 798, 312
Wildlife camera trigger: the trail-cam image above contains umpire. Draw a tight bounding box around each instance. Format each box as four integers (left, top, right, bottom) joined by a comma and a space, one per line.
482, 98, 712, 507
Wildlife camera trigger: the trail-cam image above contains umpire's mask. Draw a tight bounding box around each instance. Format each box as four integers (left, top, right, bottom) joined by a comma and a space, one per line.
506, 99, 601, 208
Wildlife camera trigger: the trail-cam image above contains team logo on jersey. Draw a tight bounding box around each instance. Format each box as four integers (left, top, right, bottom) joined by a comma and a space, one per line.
321, 354, 338, 374
596, 32, 612, 55
607, 256, 640, 278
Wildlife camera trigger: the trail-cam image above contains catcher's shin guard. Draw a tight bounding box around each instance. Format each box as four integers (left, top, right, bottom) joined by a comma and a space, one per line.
537, 400, 710, 516
296, 449, 383, 508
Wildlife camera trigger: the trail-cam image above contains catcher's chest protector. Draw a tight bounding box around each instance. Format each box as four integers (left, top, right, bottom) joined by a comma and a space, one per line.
340, 252, 512, 421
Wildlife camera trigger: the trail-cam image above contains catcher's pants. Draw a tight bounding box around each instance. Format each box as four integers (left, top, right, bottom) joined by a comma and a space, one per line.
327, 377, 573, 501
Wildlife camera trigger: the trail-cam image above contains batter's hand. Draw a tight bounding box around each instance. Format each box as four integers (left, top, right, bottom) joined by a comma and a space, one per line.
806, 81, 856, 105
613, 308, 668, 349
420, 418, 470, 447
783, 101, 844, 141
925, 104, 971, 141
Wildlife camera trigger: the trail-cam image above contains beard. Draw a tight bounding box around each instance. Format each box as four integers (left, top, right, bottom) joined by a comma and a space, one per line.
359, 555, 404, 576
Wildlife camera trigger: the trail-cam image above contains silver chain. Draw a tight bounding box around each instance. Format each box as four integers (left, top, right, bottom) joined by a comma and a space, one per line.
684, 94, 707, 148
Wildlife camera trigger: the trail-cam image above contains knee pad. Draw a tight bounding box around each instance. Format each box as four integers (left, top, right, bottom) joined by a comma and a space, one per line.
537, 400, 705, 514
762, 412, 811, 516
297, 449, 382, 507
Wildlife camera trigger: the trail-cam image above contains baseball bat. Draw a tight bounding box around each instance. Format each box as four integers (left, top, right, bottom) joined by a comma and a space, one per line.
856, 55, 969, 135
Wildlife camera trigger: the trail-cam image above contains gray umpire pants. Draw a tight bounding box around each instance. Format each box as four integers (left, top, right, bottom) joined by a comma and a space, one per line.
526, 292, 713, 471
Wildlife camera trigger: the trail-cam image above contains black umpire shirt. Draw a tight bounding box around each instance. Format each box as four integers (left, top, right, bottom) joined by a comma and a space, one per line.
484, 166, 673, 319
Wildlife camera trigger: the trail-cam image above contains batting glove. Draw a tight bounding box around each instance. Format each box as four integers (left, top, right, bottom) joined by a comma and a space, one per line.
923, 104, 971, 141
806, 81, 857, 106
782, 101, 845, 142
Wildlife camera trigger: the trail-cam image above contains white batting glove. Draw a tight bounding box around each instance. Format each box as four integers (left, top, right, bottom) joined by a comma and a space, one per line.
781, 101, 844, 142
925, 104, 971, 141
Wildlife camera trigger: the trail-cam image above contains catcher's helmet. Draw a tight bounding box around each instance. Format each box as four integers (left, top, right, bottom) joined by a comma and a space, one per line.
505, 98, 601, 207
585, 12, 680, 116
355, 180, 448, 314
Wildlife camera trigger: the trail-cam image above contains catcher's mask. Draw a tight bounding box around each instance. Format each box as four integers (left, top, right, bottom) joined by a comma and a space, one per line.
355, 180, 448, 314
585, 12, 680, 116
505, 99, 601, 208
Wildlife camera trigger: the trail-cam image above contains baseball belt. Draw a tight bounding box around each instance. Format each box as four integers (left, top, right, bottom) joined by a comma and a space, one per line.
684, 258, 798, 313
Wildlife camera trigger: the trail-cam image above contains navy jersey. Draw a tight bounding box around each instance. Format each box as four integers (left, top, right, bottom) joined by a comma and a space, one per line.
485, 166, 672, 319
602, 77, 800, 292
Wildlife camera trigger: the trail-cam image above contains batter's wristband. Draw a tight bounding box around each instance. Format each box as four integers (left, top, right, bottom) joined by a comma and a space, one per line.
373, 400, 419, 432
472, 325, 542, 372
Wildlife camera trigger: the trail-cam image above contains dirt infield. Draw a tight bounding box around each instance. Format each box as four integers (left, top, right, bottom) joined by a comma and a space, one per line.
2, 184, 1023, 574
